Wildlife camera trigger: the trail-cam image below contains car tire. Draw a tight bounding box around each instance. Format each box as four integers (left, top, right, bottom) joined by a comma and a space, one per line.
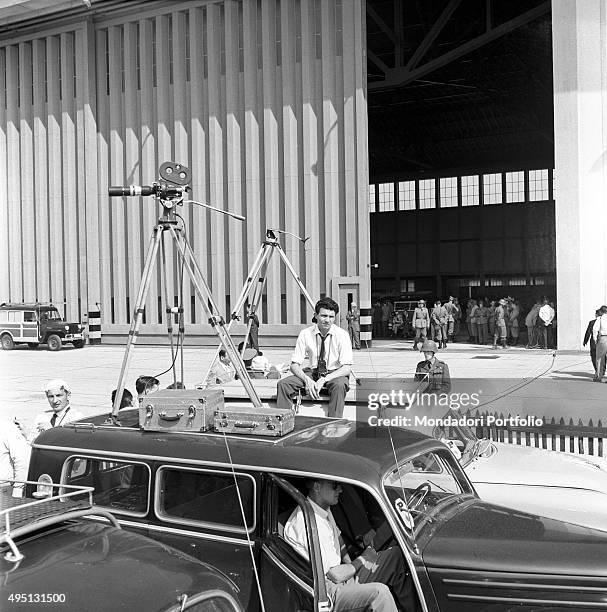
73, 340, 84, 349
28, 342, 39, 349
1, 334, 15, 350
47, 334, 62, 351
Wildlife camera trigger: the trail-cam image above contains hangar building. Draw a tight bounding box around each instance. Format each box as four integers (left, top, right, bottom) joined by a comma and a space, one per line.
0, 0, 605, 350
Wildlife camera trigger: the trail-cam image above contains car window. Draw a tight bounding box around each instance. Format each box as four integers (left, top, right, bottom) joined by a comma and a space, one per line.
157, 467, 256, 533
62, 456, 150, 516
383, 449, 473, 529
0, 311, 7, 322
8, 311, 21, 322
23, 311, 36, 322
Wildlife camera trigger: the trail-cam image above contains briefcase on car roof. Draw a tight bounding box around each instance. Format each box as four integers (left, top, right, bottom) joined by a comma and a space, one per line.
139, 389, 224, 432
213, 406, 294, 437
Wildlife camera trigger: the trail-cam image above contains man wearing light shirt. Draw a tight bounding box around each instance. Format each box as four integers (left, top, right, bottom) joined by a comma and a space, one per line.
537, 299, 555, 349
0, 419, 31, 497
592, 306, 607, 382
276, 298, 353, 417
28, 379, 85, 443
284, 478, 412, 611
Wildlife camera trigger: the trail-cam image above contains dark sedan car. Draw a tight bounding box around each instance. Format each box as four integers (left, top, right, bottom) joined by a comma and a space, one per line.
0, 484, 241, 611
27, 411, 607, 612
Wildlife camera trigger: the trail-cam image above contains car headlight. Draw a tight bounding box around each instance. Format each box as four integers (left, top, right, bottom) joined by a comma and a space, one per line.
33, 474, 54, 499
64, 325, 69, 331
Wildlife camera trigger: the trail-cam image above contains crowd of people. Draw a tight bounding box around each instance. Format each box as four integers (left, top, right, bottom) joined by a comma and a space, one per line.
372, 295, 559, 350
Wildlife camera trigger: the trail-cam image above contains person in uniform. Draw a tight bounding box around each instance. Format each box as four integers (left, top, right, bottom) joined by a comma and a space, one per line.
28, 379, 85, 443
346, 302, 361, 350
444, 296, 457, 344
492, 299, 509, 349
411, 299, 429, 350
477, 300, 488, 345
430, 300, 448, 348
414, 340, 451, 394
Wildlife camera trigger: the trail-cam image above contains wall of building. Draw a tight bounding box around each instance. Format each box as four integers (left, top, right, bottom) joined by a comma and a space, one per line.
0, 0, 371, 342
552, 0, 607, 351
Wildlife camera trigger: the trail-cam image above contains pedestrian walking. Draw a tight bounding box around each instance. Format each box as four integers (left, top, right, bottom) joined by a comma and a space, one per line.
584, 309, 602, 372
592, 306, 607, 382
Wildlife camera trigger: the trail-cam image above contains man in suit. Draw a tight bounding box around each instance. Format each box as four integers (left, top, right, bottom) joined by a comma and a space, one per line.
583, 309, 602, 372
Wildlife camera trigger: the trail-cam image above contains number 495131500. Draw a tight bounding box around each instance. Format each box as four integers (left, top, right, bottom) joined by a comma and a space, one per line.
8, 593, 66, 604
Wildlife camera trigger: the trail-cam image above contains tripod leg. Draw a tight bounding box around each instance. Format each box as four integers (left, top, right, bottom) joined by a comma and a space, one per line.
168, 226, 263, 408
275, 243, 316, 310
111, 226, 164, 418
241, 255, 271, 351
161, 237, 178, 387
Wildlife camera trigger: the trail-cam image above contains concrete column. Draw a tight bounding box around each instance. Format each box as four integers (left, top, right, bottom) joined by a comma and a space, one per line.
552, 0, 607, 350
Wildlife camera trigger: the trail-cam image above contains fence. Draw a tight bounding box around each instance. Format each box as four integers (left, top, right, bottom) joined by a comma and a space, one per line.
471, 411, 607, 459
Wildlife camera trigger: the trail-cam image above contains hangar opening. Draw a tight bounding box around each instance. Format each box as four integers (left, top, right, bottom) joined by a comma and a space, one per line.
365, 0, 555, 315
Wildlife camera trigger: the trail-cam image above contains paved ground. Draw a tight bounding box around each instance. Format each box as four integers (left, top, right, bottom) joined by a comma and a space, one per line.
1, 337, 604, 435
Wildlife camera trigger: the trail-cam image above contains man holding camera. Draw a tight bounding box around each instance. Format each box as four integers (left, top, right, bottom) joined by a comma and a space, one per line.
276, 298, 353, 417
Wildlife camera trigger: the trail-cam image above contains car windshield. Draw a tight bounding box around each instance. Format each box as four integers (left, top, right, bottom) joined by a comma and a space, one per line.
383, 448, 473, 530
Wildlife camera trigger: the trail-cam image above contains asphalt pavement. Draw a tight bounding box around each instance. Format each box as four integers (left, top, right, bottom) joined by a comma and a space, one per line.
1, 337, 604, 436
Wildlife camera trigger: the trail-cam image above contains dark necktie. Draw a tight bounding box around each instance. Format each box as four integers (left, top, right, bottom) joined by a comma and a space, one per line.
316, 335, 328, 379
50, 413, 58, 427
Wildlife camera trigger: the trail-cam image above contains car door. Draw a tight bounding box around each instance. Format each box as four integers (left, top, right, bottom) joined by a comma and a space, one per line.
259, 474, 331, 612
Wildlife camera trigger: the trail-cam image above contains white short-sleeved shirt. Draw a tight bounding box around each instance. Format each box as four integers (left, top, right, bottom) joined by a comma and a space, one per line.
291, 324, 353, 372
283, 498, 342, 575
0, 421, 31, 496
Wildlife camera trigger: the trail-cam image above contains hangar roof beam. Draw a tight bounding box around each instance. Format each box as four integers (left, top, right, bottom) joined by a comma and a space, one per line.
369, 0, 550, 91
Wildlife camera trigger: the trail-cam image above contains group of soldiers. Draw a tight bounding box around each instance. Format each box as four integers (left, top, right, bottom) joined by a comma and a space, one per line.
372, 295, 557, 350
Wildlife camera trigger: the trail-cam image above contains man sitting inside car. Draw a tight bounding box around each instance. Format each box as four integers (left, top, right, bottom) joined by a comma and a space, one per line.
284, 478, 413, 611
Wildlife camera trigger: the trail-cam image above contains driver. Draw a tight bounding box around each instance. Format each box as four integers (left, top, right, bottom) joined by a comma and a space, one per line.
284, 478, 414, 611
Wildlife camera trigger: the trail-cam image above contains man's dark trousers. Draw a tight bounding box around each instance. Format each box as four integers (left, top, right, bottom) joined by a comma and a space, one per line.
276, 369, 349, 417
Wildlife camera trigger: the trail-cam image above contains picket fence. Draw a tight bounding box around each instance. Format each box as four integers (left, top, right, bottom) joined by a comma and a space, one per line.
471, 411, 607, 459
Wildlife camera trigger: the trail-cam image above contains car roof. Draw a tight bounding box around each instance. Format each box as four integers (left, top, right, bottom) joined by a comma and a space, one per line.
0, 302, 56, 310
0, 517, 239, 611
33, 411, 439, 487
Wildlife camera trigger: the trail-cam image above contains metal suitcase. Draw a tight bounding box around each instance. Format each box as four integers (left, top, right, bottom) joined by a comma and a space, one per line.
213, 406, 295, 437
139, 389, 224, 432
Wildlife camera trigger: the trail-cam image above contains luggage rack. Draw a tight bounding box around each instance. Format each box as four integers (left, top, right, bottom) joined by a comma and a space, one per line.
0, 481, 119, 563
